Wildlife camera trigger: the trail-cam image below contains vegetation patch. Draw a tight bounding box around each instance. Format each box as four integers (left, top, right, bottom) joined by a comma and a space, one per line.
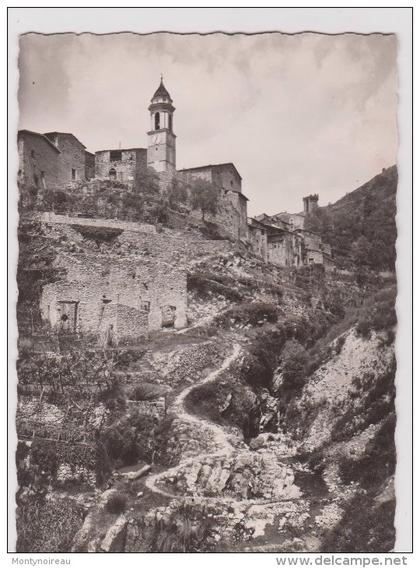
105, 492, 128, 515
147, 501, 216, 552
215, 302, 278, 328
73, 225, 124, 245
188, 272, 243, 302
338, 414, 396, 489
16, 493, 85, 552
322, 495, 395, 552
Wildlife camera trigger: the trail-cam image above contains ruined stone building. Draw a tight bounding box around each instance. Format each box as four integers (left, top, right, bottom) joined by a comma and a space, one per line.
94, 148, 147, 183
39, 228, 188, 344
18, 130, 94, 188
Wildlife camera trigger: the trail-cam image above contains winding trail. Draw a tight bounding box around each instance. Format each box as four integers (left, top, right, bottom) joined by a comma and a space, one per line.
144, 343, 242, 498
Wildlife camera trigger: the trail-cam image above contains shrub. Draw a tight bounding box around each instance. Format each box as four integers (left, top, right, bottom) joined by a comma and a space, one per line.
98, 379, 126, 411
242, 328, 285, 389
73, 225, 123, 245
185, 374, 260, 439
102, 410, 157, 467
280, 340, 310, 391
190, 178, 219, 221
148, 501, 215, 552
30, 439, 59, 479
16, 493, 85, 552
335, 334, 346, 354
105, 492, 128, 515
216, 302, 278, 328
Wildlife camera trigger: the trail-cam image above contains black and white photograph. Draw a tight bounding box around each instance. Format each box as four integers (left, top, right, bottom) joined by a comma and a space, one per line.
7, 6, 413, 559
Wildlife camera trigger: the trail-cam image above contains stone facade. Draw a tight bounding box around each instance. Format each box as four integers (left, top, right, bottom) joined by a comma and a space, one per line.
271, 211, 305, 231
44, 132, 87, 184
94, 148, 147, 184
303, 194, 319, 214
18, 130, 61, 188
147, 79, 176, 173
179, 162, 242, 194
247, 219, 268, 261
85, 151, 95, 180
178, 163, 248, 241
267, 229, 303, 267
251, 196, 334, 268
18, 130, 92, 188
40, 254, 187, 342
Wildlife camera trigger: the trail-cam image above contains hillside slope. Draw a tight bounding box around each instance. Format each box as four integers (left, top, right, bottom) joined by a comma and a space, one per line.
305, 165, 397, 271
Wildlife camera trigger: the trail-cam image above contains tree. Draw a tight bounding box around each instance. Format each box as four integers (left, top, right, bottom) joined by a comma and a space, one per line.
134, 167, 161, 196
168, 177, 188, 210
189, 178, 219, 221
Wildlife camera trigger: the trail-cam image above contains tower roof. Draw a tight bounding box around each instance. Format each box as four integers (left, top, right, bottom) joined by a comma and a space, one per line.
152, 78, 172, 102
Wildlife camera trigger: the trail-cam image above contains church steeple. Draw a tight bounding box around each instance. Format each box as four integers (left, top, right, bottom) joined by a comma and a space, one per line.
147, 78, 176, 173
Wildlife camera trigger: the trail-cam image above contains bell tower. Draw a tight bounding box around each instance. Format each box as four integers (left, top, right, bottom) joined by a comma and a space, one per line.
147, 77, 176, 173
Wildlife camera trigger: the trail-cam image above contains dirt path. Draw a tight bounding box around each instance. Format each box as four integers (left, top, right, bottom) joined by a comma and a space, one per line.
144, 343, 241, 498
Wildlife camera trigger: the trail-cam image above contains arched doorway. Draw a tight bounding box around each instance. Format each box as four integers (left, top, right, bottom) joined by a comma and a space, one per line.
109, 167, 116, 180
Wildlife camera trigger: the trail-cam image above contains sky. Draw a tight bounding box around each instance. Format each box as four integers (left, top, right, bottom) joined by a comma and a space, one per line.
18, 32, 398, 216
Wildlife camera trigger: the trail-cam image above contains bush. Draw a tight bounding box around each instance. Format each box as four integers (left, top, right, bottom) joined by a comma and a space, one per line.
105, 492, 128, 515
102, 410, 157, 467
30, 439, 59, 479
148, 501, 215, 552
185, 374, 260, 439
16, 493, 85, 552
73, 225, 123, 246
280, 340, 310, 391
98, 379, 126, 411
335, 334, 346, 354
216, 302, 278, 328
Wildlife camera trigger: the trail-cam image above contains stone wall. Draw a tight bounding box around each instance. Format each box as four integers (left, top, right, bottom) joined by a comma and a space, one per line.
38, 212, 157, 234
85, 152, 95, 180
174, 169, 247, 241
18, 131, 61, 189
248, 224, 268, 261
95, 149, 147, 184
274, 212, 305, 231
267, 231, 303, 267
45, 133, 86, 184
217, 190, 248, 241
268, 233, 295, 267
40, 254, 187, 341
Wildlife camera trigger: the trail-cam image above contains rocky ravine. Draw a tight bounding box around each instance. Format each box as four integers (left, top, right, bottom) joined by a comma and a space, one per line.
72, 322, 396, 553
